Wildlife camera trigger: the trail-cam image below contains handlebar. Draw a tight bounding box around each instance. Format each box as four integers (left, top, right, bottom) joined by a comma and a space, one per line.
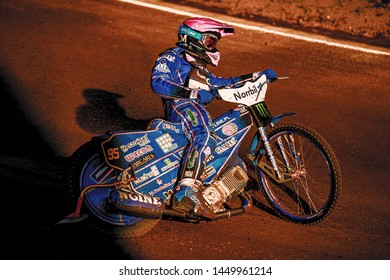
268, 76, 289, 83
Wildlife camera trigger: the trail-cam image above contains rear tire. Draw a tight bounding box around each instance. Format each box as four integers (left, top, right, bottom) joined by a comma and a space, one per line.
66, 140, 160, 238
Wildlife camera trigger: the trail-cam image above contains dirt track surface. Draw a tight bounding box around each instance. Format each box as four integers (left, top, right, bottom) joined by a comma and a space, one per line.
0, 0, 389, 260
174, 0, 390, 47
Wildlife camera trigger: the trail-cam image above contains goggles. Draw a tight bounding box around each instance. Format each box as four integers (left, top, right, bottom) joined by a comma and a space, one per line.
179, 26, 220, 50
202, 34, 219, 50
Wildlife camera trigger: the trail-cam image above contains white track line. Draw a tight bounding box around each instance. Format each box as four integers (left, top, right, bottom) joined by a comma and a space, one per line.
119, 0, 390, 56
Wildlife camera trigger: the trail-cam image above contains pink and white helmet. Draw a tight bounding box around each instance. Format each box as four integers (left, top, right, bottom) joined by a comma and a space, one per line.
177, 17, 234, 66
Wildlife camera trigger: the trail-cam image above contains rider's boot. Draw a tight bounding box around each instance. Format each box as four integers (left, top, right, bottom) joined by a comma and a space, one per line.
171, 178, 216, 219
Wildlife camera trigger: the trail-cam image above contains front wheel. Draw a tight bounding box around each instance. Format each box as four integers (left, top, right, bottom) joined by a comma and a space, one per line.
255, 124, 341, 224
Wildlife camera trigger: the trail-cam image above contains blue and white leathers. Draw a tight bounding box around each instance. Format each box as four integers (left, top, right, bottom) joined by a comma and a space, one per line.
151, 47, 250, 183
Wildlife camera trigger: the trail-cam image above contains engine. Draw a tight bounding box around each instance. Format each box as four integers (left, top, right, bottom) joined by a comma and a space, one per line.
202, 166, 249, 210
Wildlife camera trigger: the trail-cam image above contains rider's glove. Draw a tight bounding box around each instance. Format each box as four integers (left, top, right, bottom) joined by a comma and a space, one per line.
190, 89, 215, 104
253, 68, 277, 80
198, 89, 215, 104
261, 68, 277, 80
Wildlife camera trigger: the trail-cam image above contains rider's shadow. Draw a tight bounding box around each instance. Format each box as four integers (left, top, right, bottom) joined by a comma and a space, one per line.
76, 88, 153, 134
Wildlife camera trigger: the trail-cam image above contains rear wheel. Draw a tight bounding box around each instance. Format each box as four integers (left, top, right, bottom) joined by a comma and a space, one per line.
256, 124, 341, 224
66, 140, 160, 238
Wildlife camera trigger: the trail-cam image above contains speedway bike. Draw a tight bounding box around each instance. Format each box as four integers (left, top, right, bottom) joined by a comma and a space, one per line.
59, 74, 342, 238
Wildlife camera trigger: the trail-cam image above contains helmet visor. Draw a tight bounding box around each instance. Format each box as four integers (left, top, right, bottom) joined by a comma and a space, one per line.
202, 34, 219, 50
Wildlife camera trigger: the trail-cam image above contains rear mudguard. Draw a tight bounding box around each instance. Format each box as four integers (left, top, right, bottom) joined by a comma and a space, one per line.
249, 112, 296, 160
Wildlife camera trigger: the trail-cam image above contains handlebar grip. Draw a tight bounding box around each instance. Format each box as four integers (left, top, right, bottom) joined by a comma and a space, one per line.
268, 78, 278, 83
268, 76, 289, 83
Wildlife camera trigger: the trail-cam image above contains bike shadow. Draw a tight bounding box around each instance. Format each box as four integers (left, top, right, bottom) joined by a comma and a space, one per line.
76, 88, 154, 134
246, 172, 281, 219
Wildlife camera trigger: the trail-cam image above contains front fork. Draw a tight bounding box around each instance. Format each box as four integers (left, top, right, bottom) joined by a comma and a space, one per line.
247, 111, 297, 184
258, 125, 282, 180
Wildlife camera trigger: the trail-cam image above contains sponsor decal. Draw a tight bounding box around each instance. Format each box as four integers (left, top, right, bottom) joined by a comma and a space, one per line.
187, 146, 198, 169
203, 146, 211, 157
215, 137, 237, 154
160, 54, 175, 62
134, 165, 160, 184
234, 104, 248, 113
206, 154, 215, 163
155, 59, 170, 73
179, 25, 202, 40
119, 191, 162, 206
131, 153, 156, 169
149, 178, 177, 197
161, 158, 180, 172
185, 109, 198, 126
214, 116, 230, 127
255, 102, 270, 118
233, 85, 258, 101
162, 123, 180, 134
153, 73, 170, 80
90, 163, 113, 183
124, 145, 153, 162
120, 134, 150, 153
204, 165, 216, 179
205, 111, 213, 126
151, 165, 160, 176
155, 133, 178, 153
222, 123, 238, 136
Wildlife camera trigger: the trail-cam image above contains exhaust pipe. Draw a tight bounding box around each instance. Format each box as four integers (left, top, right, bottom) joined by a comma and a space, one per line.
108, 189, 253, 221
108, 190, 165, 219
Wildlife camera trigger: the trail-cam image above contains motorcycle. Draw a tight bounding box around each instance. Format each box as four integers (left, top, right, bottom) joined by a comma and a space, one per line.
58, 74, 342, 238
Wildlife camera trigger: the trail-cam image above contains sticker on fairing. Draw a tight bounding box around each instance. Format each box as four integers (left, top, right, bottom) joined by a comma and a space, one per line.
90, 162, 114, 184
120, 134, 150, 153
131, 153, 157, 169
155, 133, 179, 153
218, 74, 268, 106
124, 145, 153, 162
222, 123, 238, 136
215, 137, 237, 154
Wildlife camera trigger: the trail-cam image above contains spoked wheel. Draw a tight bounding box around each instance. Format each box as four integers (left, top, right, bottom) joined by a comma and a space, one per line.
256, 124, 341, 224
66, 140, 160, 238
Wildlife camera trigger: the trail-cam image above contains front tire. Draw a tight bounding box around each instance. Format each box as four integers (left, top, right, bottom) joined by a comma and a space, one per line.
66, 140, 160, 238
255, 124, 341, 224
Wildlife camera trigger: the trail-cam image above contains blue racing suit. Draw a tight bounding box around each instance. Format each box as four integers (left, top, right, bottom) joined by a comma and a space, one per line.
151, 47, 253, 183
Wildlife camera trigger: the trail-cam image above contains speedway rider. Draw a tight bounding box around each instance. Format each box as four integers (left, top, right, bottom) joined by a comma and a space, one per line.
151, 17, 276, 219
